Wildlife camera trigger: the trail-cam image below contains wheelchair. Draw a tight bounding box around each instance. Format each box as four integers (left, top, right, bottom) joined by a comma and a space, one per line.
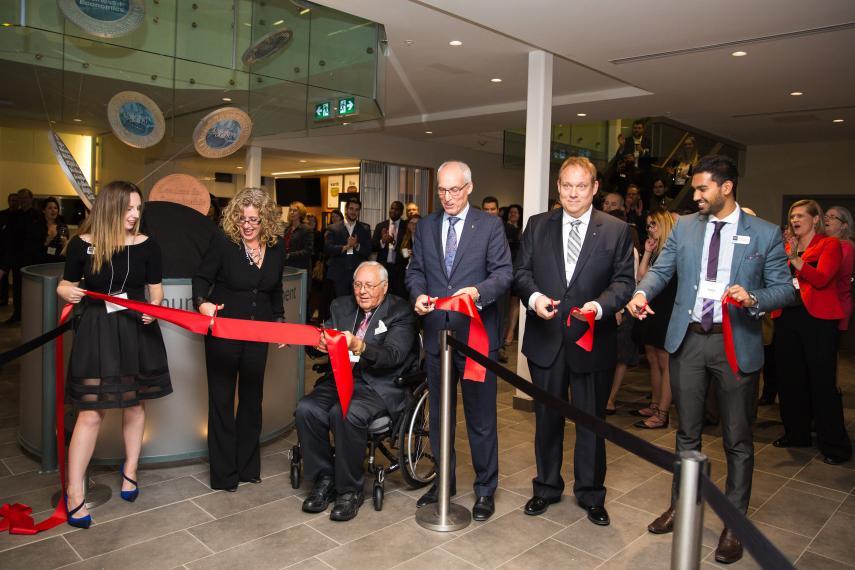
289, 361, 436, 511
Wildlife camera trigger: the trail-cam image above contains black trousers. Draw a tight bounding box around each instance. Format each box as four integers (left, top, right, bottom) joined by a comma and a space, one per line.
426, 350, 498, 497
295, 377, 387, 493
10, 266, 22, 319
670, 329, 757, 512
760, 342, 778, 401
204, 336, 268, 489
529, 347, 612, 506
775, 305, 852, 460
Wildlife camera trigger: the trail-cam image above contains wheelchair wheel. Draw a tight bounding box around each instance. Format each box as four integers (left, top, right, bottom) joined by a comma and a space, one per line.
397, 389, 436, 488
373, 482, 384, 511
290, 464, 301, 489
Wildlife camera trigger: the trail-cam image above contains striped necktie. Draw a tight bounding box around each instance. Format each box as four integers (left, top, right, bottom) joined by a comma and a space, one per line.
566, 219, 582, 268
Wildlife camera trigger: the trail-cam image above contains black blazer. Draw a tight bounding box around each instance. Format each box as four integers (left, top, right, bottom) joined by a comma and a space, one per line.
514, 208, 635, 372
283, 222, 314, 272
323, 221, 372, 283
372, 219, 405, 265
192, 232, 285, 322
326, 294, 419, 414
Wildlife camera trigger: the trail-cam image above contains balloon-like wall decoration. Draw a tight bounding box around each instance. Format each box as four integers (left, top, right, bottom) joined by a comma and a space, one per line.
107, 91, 165, 149
57, 0, 145, 39
242, 28, 294, 65
192, 107, 253, 159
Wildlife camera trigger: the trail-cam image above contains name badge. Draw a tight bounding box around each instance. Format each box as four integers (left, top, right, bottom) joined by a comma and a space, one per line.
46, 247, 57, 256
699, 280, 726, 301
105, 292, 129, 314
732, 235, 751, 245
86, 246, 95, 255
792, 277, 800, 290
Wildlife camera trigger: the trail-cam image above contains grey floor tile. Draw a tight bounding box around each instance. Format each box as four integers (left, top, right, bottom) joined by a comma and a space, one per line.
450, 488, 528, 528
795, 460, 855, 493
396, 547, 479, 569
260, 452, 292, 479
499, 537, 602, 568
552, 501, 652, 560
796, 550, 855, 569
601, 531, 712, 569
702, 521, 811, 569
753, 446, 818, 478
746, 470, 789, 509
0, 460, 10, 478
442, 509, 563, 568
89, 476, 213, 524
3, 453, 39, 475
497, 465, 537, 496
0, 427, 16, 445
65, 500, 214, 559
192, 472, 298, 519
752, 488, 840, 538
497, 443, 536, 477
838, 494, 855, 516
188, 496, 316, 552
808, 511, 855, 563
784, 480, 849, 503
63, 530, 210, 569
0, 470, 62, 500
603, 453, 662, 494
0, 536, 79, 569
614, 471, 672, 516
187, 524, 337, 570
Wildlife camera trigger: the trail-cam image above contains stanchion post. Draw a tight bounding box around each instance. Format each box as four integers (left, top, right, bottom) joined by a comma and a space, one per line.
416, 330, 471, 532
671, 450, 709, 570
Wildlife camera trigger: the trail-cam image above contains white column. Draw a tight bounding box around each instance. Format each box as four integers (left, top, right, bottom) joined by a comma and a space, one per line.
245, 145, 262, 189
515, 50, 553, 405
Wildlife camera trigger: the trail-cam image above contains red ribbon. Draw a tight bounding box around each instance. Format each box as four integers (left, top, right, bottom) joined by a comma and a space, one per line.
721, 296, 742, 378
432, 295, 489, 382
566, 308, 596, 352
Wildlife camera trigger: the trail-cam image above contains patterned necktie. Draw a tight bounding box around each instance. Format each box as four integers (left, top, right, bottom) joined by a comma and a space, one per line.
444, 216, 459, 274
356, 311, 372, 339
701, 221, 726, 331
566, 219, 582, 276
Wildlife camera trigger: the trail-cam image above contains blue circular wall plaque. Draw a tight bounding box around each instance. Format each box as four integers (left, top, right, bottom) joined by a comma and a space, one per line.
193, 108, 253, 158
242, 28, 294, 65
58, 0, 145, 38
107, 91, 165, 148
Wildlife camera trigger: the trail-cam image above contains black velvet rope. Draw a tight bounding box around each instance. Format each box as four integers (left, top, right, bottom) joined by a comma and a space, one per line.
0, 320, 73, 367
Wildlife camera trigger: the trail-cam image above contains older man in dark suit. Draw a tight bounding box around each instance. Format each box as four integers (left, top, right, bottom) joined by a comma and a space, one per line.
324, 199, 372, 298
514, 156, 635, 526
296, 261, 419, 522
406, 160, 513, 521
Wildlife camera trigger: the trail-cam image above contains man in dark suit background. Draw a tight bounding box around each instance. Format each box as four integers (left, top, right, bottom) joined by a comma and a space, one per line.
0, 193, 20, 305
296, 261, 418, 522
324, 198, 372, 298
514, 156, 635, 526
372, 200, 406, 298
406, 160, 513, 521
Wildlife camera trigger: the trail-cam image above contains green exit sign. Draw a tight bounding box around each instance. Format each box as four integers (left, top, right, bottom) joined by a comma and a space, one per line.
314, 101, 333, 121
337, 97, 358, 117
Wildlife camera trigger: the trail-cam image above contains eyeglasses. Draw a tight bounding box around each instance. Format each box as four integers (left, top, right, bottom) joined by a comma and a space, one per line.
238, 216, 261, 225
353, 281, 386, 291
437, 182, 470, 197
824, 214, 844, 223
646, 223, 657, 229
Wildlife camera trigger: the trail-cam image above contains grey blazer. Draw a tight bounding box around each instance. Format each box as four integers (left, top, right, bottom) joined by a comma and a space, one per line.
636, 211, 796, 373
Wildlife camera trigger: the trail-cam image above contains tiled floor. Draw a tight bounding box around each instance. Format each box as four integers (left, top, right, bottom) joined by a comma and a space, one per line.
0, 304, 853, 569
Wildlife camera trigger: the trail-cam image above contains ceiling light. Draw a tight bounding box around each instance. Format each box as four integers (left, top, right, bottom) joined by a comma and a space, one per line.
490, 78, 502, 83
299, 8, 311, 15
341, 122, 350, 126
425, 131, 433, 134
449, 40, 463, 46
271, 166, 360, 176
72, 118, 82, 122
222, 97, 232, 102
577, 113, 587, 117
299, 159, 308, 163
236, 166, 244, 169
833, 118, 845, 123
731, 50, 747, 57
273, 19, 284, 26
789, 91, 803, 96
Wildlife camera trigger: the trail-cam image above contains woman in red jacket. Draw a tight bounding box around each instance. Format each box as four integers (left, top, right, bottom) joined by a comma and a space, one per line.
773, 200, 851, 465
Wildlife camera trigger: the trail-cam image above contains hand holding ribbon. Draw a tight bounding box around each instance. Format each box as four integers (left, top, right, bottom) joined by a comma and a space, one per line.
566, 307, 596, 352
432, 294, 489, 382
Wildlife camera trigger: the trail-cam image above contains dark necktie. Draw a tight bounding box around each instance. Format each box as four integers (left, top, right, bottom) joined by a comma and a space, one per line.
701, 221, 726, 331
444, 216, 459, 274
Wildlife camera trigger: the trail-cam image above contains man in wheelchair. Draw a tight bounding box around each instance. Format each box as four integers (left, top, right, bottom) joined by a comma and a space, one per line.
296, 261, 419, 521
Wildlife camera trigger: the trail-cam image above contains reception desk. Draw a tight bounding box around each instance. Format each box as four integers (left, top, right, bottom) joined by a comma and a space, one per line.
18, 263, 307, 468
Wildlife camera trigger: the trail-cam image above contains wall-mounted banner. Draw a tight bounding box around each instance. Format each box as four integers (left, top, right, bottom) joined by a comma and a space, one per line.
57, 0, 145, 39
327, 175, 342, 209
192, 107, 253, 159
242, 28, 293, 65
107, 91, 165, 149
47, 131, 96, 209
149, 174, 211, 216
344, 173, 359, 194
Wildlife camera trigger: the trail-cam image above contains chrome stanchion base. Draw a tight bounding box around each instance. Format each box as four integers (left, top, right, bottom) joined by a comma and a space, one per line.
51, 476, 113, 510
416, 502, 471, 532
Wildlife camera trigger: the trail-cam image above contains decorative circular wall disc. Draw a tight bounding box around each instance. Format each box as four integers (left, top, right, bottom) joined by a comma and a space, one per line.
149, 174, 211, 216
57, 0, 145, 39
107, 91, 165, 149
242, 28, 294, 65
48, 130, 97, 210
192, 107, 253, 159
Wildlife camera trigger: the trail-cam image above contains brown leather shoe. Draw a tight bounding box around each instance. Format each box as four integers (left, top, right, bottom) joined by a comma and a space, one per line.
715, 527, 743, 564
647, 507, 675, 534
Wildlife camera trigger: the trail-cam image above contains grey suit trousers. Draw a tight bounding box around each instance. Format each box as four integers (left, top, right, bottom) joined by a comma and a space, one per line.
669, 328, 758, 513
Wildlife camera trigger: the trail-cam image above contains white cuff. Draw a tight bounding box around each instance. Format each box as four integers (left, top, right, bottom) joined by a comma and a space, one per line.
528, 292, 542, 311
592, 301, 603, 320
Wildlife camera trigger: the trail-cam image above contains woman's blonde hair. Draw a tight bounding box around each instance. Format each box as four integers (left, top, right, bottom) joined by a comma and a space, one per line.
77, 180, 141, 274
221, 188, 279, 246
788, 199, 825, 235
648, 209, 675, 257
289, 201, 307, 224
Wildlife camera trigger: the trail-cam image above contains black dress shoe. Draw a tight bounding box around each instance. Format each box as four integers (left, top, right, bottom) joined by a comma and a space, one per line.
524, 496, 560, 516
302, 476, 336, 513
578, 501, 610, 526
240, 476, 262, 484
773, 436, 811, 448
416, 483, 456, 508
224, 485, 238, 492
472, 495, 495, 521
329, 491, 364, 522
823, 455, 850, 466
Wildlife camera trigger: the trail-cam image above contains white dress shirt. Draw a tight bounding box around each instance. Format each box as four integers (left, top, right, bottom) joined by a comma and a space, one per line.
441, 203, 470, 258
528, 206, 603, 319
691, 205, 741, 324
344, 220, 359, 253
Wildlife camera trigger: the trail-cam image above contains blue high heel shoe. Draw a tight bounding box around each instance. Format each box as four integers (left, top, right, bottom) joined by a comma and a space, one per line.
65, 496, 92, 529
120, 465, 139, 502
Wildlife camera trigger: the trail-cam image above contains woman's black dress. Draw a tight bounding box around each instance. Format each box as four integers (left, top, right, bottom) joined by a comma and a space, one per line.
63, 235, 171, 409
641, 262, 678, 349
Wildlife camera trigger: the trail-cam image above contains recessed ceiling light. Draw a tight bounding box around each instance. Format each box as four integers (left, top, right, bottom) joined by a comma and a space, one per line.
222, 97, 232, 102
790, 91, 803, 96
449, 40, 463, 46
273, 19, 284, 26
731, 50, 747, 57
72, 118, 82, 122
425, 131, 433, 134
236, 166, 244, 169
577, 113, 587, 117
490, 78, 502, 83
299, 159, 308, 163
405, 40, 414, 46
833, 118, 845, 123
342, 122, 350, 126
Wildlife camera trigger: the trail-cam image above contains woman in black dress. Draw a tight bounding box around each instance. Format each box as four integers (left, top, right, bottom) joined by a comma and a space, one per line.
193, 188, 285, 491
634, 209, 677, 429
42, 196, 68, 262
56, 181, 170, 528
